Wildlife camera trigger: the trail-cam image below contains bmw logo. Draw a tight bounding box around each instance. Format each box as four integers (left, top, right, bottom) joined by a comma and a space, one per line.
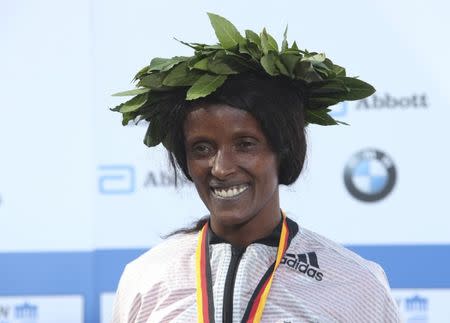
344, 149, 396, 202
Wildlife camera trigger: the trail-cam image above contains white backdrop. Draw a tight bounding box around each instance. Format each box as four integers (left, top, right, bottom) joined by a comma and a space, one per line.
1, 1, 449, 322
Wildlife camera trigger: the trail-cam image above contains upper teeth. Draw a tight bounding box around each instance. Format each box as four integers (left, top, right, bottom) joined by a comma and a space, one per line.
213, 185, 248, 198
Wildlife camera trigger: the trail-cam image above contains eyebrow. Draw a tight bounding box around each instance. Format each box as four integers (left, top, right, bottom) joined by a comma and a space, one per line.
184, 134, 211, 144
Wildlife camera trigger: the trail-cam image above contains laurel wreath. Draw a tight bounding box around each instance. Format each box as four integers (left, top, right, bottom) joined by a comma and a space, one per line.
111, 13, 375, 147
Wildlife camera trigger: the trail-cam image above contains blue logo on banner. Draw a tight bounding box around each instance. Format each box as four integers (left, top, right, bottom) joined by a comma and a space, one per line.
343, 148, 396, 202
14, 302, 38, 321
98, 165, 135, 194
405, 295, 428, 323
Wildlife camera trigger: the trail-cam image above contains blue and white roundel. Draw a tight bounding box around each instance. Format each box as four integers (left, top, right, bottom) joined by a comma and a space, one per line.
344, 149, 396, 202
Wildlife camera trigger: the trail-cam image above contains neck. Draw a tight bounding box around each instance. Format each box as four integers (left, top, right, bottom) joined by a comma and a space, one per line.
209, 195, 281, 247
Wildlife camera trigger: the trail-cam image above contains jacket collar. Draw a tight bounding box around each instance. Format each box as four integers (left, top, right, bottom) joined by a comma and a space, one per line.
208, 216, 298, 247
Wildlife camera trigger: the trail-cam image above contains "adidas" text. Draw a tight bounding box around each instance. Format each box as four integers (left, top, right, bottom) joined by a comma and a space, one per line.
281, 252, 324, 281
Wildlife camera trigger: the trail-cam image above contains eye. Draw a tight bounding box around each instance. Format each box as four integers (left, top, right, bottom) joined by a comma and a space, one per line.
191, 142, 214, 157
236, 138, 257, 151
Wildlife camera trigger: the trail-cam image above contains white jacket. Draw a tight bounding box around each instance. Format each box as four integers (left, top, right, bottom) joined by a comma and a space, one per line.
112, 219, 400, 323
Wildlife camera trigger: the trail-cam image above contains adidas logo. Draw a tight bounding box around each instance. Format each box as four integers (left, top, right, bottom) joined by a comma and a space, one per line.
281, 252, 324, 281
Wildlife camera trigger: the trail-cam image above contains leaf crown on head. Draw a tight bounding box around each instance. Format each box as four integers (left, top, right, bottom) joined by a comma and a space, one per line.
111, 13, 375, 147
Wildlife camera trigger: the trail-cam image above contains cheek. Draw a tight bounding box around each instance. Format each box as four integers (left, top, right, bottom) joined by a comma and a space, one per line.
186, 159, 208, 184
186, 161, 198, 182
251, 156, 279, 187
264, 165, 279, 187
266, 156, 280, 185
185, 153, 198, 178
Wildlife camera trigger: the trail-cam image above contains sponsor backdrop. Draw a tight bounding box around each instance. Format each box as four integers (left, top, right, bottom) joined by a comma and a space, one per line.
1, 0, 449, 322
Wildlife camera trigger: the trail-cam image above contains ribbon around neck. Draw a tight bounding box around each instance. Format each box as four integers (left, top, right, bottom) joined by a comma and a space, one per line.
195, 213, 290, 323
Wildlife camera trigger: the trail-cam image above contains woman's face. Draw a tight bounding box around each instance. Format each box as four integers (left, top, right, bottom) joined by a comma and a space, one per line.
184, 103, 280, 234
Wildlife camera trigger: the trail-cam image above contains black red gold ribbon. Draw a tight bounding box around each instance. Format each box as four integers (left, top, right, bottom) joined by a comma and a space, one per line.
196, 213, 290, 323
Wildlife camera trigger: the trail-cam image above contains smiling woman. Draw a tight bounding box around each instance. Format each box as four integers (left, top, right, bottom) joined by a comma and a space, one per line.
111, 13, 400, 323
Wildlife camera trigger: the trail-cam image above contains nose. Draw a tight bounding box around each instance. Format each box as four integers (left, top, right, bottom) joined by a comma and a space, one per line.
210, 147, 236, 179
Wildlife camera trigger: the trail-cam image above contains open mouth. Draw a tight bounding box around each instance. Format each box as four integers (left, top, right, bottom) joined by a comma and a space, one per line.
211, 184, 249, 199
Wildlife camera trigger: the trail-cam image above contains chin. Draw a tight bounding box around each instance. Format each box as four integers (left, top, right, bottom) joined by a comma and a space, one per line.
210, 209, 253, 228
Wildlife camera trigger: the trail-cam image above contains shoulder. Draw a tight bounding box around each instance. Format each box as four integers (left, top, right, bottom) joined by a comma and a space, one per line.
112, 233, 198, 322
128, 232, 197, 270
289, 226, 391, 288
283, 224, 400, 320
122, 232, 197, 288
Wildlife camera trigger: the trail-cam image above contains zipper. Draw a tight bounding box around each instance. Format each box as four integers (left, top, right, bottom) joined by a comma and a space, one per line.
222, 245, 245, 323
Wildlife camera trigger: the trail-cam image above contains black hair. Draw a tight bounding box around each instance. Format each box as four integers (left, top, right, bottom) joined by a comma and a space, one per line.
161, 73, 308, 236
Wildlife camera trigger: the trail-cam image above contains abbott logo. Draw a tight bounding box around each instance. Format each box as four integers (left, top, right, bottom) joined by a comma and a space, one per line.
98, 165, 135, 194
357, 93, 428, 110
344, 149, 396, 202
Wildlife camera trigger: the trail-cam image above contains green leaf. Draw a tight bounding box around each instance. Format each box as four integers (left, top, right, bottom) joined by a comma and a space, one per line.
138, 72, 167, 89
260, 28, 278, 54
245, 29, 261, 48
112, 88, 149, 97
295, 61, 323, 82
275, 58, 289, 77
332, 64, 346, 77
188, 42, 222, 50
207, 50, 250, 74
336, 119, 349, 126
307, 79, 352, 108
307, 77, 374, 110
266, 32, 279, 53
281, 25, 288, 52
283, 47, 302, 56
244, 41, 262, 61
315, 59, 340, 78
260, 53, 279, 76
163, 62, 202, 86
303, 53, 326, 64
192, 57, 209, 71
121, 111, 138, 125
144, 116, 162, 147
186, 73, 227, 100
309, 79, 348, 97
117, 93, 147, 113
191, 53, 242, 75
174, 38, 202, 50
305, 109, 338, 126
308, 96, 343, 109
337, 77, 376, 100
207, 12, 245, 50
133, 65, 150, 81
260, 29, 271, 55
148, 56, 188, 72
313, 65, 330, 78
238, 42, 251, 56
280, 54, 300, 78
208, 59, 239, 75
201, 44, 223, 50
186, 55, 206, 69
